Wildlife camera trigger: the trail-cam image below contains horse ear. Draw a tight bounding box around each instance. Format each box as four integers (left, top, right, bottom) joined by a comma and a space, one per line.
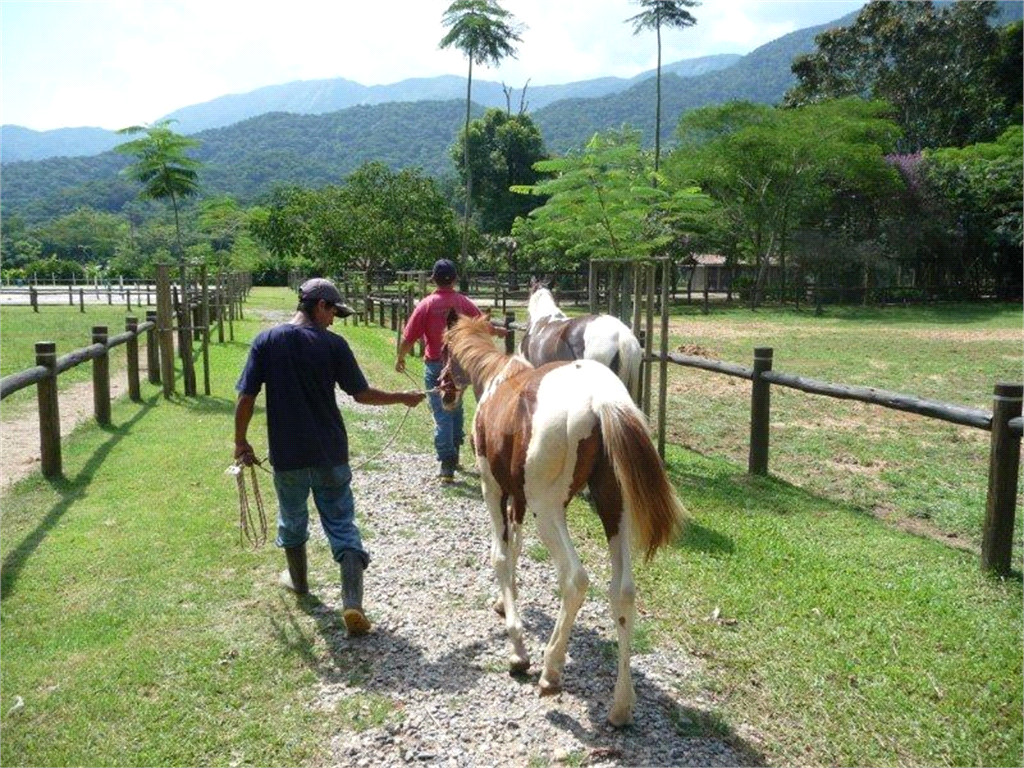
445, 307, 460, 329
530, 276, 540, 292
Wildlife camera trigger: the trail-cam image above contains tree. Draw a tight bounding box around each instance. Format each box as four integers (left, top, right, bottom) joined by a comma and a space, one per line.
785, 1, 1019, 151
511, 128, 709, 272
666, 99, 902, 307
626, 0, 699, 179
451, 108, 548, 235
116, 120, 201, 252
116, 119, 202, 394
439, 0, 524, 261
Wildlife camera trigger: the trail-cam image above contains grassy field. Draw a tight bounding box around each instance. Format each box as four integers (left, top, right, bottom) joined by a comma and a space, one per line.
0, 288, 1020, 767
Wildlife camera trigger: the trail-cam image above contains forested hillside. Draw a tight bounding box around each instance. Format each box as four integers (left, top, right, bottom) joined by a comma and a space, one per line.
0, 101, 482, 223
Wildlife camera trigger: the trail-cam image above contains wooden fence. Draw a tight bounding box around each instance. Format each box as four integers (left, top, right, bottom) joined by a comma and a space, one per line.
0, 317, 157, 478
0, 283, 159, 312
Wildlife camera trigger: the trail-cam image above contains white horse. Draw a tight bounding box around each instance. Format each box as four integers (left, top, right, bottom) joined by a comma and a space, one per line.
521, 281, 643, 402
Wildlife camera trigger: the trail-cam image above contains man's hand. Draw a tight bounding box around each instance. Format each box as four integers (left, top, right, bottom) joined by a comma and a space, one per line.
234, 440, 256, 466
395, 356, 407, 373
400, 390, 426, 408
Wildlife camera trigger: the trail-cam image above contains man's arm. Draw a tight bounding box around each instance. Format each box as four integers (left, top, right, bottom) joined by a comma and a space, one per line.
395, 338, 417, 373
353, 387, 426, 409
234, 393, 257, 465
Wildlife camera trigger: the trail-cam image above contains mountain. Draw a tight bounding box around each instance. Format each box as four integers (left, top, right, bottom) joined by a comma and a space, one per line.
0, 13, 867, 222
536, 16, 854, 152
0, 54, 741, 163
0, 125, 125, 164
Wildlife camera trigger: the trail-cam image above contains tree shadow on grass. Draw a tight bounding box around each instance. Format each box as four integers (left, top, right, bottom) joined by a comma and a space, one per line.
0, 394, 159, 600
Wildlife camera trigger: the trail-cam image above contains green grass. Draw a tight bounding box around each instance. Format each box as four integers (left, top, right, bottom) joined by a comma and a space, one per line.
0, 289, 1021, 767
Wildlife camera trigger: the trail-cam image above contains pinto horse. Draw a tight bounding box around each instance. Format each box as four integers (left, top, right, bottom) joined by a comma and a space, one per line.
520, 279, 643, 401
438, 313, 685, 726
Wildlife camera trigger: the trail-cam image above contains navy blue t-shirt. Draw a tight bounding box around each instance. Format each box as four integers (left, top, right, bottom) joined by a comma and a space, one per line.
236, 323, 369, 471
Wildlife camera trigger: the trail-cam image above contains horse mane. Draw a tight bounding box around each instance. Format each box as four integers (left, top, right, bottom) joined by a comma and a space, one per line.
447, 315, 532, 384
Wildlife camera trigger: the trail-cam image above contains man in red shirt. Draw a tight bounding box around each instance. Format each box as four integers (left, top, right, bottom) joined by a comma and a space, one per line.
396, 259, 501, 482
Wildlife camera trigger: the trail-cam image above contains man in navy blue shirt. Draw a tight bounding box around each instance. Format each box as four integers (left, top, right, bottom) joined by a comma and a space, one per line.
234, 278, 425, 636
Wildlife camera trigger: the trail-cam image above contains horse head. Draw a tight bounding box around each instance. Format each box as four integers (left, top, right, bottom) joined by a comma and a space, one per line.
527, 277, 560, 323
438, 308, 471, 411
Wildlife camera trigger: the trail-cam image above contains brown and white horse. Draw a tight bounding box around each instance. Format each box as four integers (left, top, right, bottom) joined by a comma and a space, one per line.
439, 313, 685, 726
520, 279, 643, 401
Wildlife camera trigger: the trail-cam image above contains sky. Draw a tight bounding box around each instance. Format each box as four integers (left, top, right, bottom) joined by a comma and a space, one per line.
0, 0, 866, 132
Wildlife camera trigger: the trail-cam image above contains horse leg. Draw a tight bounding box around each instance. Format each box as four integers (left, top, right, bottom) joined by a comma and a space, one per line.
606, 528, 637, 727
534, 503, 589, 696
483, 480, 529, 672
492, 499, 523, 618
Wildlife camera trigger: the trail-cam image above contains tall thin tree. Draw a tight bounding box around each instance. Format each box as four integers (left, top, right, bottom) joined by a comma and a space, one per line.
440, 0, 524, 262
626, 0, 699, 181
116, 119, 202, 394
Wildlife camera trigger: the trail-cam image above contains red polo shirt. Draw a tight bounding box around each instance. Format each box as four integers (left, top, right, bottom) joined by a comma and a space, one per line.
402, 287, 482, 361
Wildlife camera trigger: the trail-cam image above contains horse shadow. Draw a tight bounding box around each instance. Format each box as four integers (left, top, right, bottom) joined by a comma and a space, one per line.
513, 604, 766, 766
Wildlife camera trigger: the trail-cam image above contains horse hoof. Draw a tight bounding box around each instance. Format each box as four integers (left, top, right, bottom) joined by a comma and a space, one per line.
492, 597, 505, 617
607, 708, 634, 728
538, 675, 561, 696
509, 658, 530, 675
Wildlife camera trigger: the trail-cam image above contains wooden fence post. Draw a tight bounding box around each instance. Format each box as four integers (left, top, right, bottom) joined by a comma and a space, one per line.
125, 317, 141, 402
78, 288, 84, 313
658, 264, 670, 459
200, 265, 211, 396
504, 312, 516, 355
981, 382, 1023, 575
92, 326, 111, 425
156, 264, 175, 398
749, 347, 774, 475
146, 310, 160, 385
30, 286, 38, 313
36, 341, 62, 478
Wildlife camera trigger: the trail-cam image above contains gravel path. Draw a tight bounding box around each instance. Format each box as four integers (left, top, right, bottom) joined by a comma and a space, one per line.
301, 446, 754, 767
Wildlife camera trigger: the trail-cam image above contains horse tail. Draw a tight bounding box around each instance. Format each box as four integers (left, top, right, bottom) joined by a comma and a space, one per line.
618, 330, 643, 402
597, 399, 685, 561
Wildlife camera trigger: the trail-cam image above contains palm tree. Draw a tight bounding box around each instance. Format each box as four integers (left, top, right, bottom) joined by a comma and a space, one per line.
439, 0, 524, 261
116, 119, 202, 394
626, 0, 699, 181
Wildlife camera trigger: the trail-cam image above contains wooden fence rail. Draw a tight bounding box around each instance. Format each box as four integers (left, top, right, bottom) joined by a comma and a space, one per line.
0, 318, 155, 478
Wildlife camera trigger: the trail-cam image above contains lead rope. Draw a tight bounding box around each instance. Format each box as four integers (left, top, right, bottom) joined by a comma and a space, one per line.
226, 458, 269, 548
350, 371, 439, 471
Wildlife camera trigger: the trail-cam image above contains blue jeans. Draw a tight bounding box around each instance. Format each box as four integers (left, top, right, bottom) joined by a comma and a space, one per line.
425, 359, 464, 463
272, 464, 368, 566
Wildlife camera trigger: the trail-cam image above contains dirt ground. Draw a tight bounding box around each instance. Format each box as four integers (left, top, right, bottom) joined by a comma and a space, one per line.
0, 375, 129, 495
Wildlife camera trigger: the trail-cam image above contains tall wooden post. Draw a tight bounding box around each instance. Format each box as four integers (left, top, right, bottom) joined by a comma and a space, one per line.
981, 382, 1023, 575
35, 342, 61, 478
643, 261, 655, 412
125, 317, 141, 402
657, 265, 670, 459
588, 260, 598, 314
146, 310, 160, 385
156, 264, 176, 398
92, 326, 111, 425
200, 265, 211, 396
748, 348, 774, 475
504, 312, 516, 355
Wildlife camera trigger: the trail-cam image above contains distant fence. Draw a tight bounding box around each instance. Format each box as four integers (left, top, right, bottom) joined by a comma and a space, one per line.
0, 282, 159, 312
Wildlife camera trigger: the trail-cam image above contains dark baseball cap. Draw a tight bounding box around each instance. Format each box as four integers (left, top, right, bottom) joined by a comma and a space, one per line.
431, 259, 458, 283
298, 278, 355, 318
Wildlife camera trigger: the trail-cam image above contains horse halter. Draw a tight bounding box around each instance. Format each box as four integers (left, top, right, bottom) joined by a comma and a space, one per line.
437, 343, 470, 411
